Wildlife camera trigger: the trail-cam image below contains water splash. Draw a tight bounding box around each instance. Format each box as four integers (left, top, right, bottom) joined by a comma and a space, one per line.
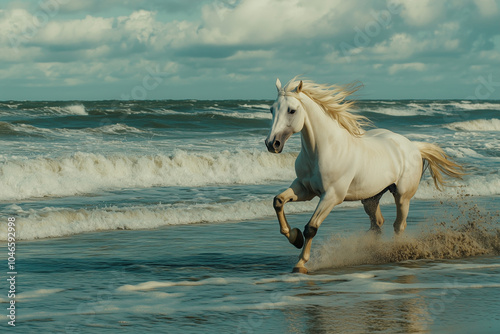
309, 194, 500, 271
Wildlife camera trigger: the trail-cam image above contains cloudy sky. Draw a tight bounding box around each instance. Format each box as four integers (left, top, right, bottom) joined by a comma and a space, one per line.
1, 0, 499, 100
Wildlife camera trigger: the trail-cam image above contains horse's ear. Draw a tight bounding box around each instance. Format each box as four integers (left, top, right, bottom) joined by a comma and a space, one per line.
296, 80, 303, 93
276, 78, 282, 92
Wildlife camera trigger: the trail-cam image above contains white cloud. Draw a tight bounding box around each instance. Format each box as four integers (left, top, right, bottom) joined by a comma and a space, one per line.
393, 0, 445, 26
191, 0, 373, 46
388, 62, 427, 75
37, 15, 115, 47
1, 0, 500, 99
227, 50, 275, 60
474, 0, 499, 17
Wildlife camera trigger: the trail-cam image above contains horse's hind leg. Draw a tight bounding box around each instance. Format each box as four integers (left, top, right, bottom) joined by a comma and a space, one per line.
362, 197, 385, 233
361, 185, 393, 233
393, 193, 411, 234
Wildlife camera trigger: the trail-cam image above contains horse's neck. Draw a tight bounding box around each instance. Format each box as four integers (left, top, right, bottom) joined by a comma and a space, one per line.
300, 96, 347, 159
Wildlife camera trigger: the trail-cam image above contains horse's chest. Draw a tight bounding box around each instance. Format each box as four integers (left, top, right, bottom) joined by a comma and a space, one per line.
295, 159, 323, 195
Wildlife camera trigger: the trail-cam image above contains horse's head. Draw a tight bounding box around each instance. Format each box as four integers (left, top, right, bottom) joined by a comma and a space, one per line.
265, 78, 305, 153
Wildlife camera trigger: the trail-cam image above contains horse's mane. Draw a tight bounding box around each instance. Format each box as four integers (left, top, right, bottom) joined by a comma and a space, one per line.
283, 78, 369, 137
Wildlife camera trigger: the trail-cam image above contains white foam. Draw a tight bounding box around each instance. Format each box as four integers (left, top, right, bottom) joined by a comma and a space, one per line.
449, 101, 500, 111
48, 104, 87, 115
128, 108, 271, 120
0, 122, 54, 136
239, 103, 271, 110
3, 122, 146, 137
366, 107, 423, 116
366, 102, 451, 117
0, 198, 318, 240
118, 277, 232, 292
2, 169, 497, 241
255, 272, 376, 285
88, 123, 147, 135
0, 150, 297, 201
444, 147, 484, 158
209, 110, 271, 120
444, 118, 500, 132
16, 288, 64, 301
415, 174, 500, 198
364, 101, 499, 117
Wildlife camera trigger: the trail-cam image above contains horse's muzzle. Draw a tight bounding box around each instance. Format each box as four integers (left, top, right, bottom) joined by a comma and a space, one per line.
265, 137, 283, 153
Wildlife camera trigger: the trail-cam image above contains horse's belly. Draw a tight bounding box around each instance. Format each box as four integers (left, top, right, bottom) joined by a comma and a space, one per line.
344, 181, 390, 201
344, 163, 399, 201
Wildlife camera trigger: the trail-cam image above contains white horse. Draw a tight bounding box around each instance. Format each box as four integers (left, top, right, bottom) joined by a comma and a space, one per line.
265, 78, 464, 274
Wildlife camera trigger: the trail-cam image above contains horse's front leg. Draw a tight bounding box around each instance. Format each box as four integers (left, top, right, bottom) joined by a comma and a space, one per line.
273, 180, 314, 249
293, 191, 341, 274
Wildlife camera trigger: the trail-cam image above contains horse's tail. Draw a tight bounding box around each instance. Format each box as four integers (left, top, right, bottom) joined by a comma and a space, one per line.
416, 142, 465, 190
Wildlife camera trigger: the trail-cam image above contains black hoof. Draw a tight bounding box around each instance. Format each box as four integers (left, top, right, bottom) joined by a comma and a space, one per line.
290, 228, 304, 249
367, 227, 382, 235
292, 267, 308, 274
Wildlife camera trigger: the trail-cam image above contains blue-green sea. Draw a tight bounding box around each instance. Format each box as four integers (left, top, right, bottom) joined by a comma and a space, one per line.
1, 99, 499, 333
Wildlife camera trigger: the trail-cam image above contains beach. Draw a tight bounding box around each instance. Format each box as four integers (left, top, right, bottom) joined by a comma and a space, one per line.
1, 100, 499, 333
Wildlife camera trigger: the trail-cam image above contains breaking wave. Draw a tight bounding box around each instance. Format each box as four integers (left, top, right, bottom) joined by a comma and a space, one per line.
1, 148, 499, 202
239, 103, 271, 110
0, 150, 297, 201
46, 104, 88, 116
444, 118, 500, 132
0, 199, 317, 240
0, 122, 148, 137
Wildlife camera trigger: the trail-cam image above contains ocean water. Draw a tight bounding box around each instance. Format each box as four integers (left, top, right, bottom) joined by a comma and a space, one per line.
0, 99, 499, 333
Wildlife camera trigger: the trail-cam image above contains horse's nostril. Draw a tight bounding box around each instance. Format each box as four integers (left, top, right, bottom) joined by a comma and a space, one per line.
274, 140, 281, 149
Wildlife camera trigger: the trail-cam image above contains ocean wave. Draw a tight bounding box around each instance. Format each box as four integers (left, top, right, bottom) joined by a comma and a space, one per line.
362, 101, 452, 117
415, 174, 500, 199
0, 150, 297, 201
1, 146, 498, 202
46, 104, 87, 116
0, 199, 317, 240
0, 102, 20, 110
0, 122, 56, 137
119, 108, 271, 120
363, 107, 417, 116
239, 103, 271, 110
0, 122, 147, 137
362, 101, 499, 117
0, 104, 88, 117
363, 106, 435, 117
444, 118, 500, 132
449, 101, 500, 111
165, 109, 271, 120
2, 172, 499, 240
88, 123, 147, 135
209, 110, 271, 120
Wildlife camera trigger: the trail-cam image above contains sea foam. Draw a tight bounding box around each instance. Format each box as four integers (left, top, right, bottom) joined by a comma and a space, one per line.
3, 148, 497, 202
0, 198, 318, 240
444, 118, 500, 132
48, 104, 88, 115
0, 150, 297, 201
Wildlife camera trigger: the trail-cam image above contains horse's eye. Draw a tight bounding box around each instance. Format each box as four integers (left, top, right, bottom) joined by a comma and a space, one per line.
288, 108, 296, 114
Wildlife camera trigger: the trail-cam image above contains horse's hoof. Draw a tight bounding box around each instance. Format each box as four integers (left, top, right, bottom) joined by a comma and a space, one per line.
292, 266, 308, 274
290, 228, 304, 249
367, 227, 382, 235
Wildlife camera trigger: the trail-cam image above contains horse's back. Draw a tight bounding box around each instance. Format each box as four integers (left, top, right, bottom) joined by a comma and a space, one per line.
365, 127, 423, 189
363, 128, 419, 153
343, 128, 422, 200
